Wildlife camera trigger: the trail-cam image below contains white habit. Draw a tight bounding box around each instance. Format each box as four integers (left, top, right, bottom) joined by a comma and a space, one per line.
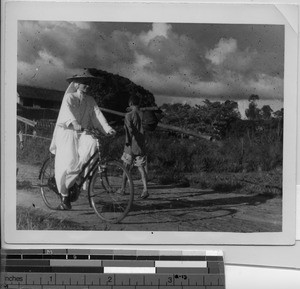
49, 82, 113, 196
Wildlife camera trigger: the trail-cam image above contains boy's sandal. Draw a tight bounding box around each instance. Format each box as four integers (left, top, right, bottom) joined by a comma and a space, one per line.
139, 191, 149, 199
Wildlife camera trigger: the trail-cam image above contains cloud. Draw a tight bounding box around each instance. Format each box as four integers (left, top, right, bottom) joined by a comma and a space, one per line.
204, 37, 283, 99
205, 38, 259, 75
139, 23, 172, 44
17, 21, 284, 101
17, 21, 138, 89
205, 38, 238, 65
69, 22, 91, 30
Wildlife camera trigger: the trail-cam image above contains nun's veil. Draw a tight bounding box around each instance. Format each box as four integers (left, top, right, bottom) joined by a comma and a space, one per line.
64, 81, 77, 96
49, 81, 78, 154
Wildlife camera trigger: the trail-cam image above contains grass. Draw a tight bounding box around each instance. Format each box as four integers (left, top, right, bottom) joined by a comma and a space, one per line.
16, 206, 86, 230
17, 180, 32, 190
17, 137, 51, 166
17, 126, 283, 196
187, 169, 282, 196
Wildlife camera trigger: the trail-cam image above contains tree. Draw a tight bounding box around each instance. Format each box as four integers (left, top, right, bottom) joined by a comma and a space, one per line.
273, 108, 284, 119
245, 94, 261, 120
261, 105, 273, 120
86, 68, 157, 118
196, 99, 241, 138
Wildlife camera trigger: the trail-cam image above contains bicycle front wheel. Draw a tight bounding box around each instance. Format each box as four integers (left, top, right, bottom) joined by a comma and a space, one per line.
88, 161, 134, 223
40, 155, 61, 210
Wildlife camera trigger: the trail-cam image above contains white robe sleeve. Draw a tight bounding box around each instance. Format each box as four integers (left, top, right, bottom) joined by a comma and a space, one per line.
64, 94, 78, 127
56, 93, 78, 128
90, 98, 113, 133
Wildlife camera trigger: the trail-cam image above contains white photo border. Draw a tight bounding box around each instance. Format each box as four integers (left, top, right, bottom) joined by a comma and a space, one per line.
1, 1, 298, 247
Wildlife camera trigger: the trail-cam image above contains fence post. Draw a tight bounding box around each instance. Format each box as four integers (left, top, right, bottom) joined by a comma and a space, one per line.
24, 123, 28, 144
18, 130, 24, 150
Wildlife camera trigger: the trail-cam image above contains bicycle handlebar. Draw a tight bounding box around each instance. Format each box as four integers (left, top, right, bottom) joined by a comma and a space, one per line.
82, 128, 116, 139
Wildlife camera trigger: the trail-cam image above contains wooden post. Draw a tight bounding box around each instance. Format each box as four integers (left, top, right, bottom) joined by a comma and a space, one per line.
24, 124, 28, 144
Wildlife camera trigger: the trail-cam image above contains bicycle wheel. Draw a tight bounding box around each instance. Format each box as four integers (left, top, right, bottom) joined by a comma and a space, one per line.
88, 160, 134, 223
40, 155, 61, 210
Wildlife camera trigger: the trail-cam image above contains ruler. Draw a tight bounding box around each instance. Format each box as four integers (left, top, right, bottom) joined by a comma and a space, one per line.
1, 249, 225, 289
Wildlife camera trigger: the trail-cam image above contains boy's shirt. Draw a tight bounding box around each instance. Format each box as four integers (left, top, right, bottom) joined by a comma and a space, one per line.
124, 106, 145, 156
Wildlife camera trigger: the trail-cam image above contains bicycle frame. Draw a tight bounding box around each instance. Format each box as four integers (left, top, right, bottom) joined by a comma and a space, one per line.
39, 131, 135, 222
75, 138, 105, 188
38, 132, 110, 190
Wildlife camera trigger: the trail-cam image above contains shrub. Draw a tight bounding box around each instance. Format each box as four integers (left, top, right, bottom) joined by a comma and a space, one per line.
17, 136, 51, 165
17, 123, 283, 185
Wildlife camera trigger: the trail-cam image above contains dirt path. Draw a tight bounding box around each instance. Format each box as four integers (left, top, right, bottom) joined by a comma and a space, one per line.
17, 163, 282, 232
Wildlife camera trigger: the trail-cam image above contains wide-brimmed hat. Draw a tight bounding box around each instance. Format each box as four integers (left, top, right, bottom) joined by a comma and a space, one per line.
66, 68, 102, 85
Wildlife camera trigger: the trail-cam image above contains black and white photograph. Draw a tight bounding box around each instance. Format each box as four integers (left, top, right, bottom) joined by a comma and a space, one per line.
15, 20, 285, 231
2, 2, 297, 245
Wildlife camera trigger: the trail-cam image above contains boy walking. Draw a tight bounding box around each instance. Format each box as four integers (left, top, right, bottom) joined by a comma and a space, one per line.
119, 94, 149, 199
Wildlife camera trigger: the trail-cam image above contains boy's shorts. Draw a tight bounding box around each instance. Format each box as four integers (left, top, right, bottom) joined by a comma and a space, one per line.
121, 152, 147, 167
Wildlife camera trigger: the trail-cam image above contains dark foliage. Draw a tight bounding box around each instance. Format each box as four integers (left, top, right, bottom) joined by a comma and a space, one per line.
86, 68, 157, 121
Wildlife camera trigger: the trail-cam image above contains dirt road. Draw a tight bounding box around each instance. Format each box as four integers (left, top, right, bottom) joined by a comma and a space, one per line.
17, 163, 282, 232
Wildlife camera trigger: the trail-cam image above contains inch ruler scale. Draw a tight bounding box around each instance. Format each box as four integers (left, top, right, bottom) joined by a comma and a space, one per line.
1, 249, 225, 289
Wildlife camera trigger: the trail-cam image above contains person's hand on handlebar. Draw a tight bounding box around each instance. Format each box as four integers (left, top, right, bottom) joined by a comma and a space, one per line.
107, 128, 116, 136
72, 120, 82, 131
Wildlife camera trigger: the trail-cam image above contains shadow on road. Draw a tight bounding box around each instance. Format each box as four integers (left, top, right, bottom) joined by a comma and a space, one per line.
128, 191, 275, 216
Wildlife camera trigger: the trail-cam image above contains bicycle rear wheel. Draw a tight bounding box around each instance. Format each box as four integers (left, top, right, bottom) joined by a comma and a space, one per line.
88, 160, 134, 223
40, 155, 61, 210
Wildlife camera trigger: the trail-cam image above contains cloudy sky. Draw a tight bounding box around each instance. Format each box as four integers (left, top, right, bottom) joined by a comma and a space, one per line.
18, 21, 284, 110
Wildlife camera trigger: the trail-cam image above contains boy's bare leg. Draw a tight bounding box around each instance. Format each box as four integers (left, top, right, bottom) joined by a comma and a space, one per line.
138, 166, 149, 199
119, 163, 131, 194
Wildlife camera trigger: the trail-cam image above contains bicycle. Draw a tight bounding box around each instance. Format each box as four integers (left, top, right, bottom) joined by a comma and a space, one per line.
38, 129, 134, 223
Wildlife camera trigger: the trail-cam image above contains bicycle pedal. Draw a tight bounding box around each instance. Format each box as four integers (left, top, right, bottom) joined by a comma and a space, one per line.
116, 188, 128, 195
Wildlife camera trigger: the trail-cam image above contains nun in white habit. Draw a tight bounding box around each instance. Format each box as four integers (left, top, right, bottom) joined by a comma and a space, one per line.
50, 70, 116, 210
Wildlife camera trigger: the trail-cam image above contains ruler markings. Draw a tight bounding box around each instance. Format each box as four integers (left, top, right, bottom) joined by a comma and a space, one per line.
43, 287, 65, 289
158, 287, 182, 289
115, 274, 144, 286
136, 287, 159, 289
1, 250, 225, 289
89, 285, 113, 289
0, 287, 222, 289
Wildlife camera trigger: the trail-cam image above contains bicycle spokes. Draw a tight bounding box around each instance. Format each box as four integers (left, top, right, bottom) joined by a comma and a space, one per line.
47, 176, 59, 195
89, 161, 134, 223
40, 157, 62, 210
